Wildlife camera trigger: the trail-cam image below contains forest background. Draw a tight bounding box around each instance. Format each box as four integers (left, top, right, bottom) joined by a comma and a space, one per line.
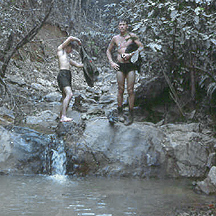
0, 0, 216, 127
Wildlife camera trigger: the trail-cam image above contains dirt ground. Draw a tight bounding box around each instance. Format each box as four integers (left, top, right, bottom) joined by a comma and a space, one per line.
4, 24, 89, 117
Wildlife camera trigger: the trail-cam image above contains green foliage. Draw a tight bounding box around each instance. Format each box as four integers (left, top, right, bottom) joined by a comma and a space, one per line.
102, 0, 216, 100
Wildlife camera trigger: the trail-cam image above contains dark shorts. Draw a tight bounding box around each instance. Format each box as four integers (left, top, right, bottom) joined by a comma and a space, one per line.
118, 62, 136, 75
57, 69, 71, 92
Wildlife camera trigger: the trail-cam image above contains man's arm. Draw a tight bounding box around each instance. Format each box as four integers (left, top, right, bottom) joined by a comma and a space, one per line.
106, 37, 119, 70
134, 37, 144, 52
106, 37, 115, 64
69, 59, 83, 68
57, 36, 81, 51
122, 34, 144, 61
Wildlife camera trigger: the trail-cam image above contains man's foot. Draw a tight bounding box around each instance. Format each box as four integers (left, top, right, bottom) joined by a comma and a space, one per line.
118, 114, 125, 123
60, 116, 73, 122
124, 110, 133, 126
118, 107, 125, 123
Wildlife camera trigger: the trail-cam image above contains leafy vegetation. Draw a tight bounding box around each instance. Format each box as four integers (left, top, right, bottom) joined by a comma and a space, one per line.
0, 0, 216, 120
103, 0, 216, 103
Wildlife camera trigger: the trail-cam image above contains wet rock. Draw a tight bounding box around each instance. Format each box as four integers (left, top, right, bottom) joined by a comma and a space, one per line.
67, 119, 167, 177
55, 120, 85, 138
0, 126, 12, 165
0, 125, 52, 174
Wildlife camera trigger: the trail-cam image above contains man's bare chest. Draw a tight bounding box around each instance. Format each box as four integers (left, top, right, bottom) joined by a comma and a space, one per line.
116, 37, 132, 50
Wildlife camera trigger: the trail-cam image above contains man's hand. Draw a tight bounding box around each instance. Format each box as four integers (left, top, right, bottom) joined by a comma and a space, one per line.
121, 53, 131, 61
77, 39, 82, 46
111, 62, 120, 71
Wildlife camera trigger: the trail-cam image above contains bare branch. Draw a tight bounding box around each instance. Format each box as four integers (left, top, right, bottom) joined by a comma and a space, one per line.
1, 1, 53, 77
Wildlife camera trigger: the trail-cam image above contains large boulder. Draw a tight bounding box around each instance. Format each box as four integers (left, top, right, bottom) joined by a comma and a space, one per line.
161, 123, 215, 177
66, 120, 216, 178
1, 120, 215, 179
0, 125, 51, 174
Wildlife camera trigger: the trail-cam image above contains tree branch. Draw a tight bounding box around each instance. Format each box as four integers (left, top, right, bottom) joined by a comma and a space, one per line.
1, 1, 53, 77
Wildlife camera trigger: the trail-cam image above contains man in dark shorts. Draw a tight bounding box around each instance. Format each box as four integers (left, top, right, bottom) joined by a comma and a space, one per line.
106, 19, 144, 125
57, 36, 83, 122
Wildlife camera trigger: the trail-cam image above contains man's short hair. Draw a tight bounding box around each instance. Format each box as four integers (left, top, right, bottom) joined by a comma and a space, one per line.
68, 41, 79, 50
119, 18, 130, 25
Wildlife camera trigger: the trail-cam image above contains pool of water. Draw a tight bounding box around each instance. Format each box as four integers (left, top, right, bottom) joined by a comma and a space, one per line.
0, 175, 215, 216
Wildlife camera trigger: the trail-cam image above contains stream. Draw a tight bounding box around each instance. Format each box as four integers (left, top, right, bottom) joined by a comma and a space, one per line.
1, 125, 216, 215
0, 175, 215, 216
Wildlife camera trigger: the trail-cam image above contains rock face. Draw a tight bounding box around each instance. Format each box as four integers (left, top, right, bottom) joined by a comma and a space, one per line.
67, 120, 167, 177
0, 121, 215, 180
65, 120, 216, 179
0, 125, 54, 174
160, 123, 215, 178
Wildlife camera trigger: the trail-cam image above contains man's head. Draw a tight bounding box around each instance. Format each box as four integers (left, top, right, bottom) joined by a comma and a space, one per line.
118, 19, 129, 33
65, 41, 79, 53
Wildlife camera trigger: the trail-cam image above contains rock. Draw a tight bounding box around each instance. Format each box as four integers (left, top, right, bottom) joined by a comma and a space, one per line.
6, 74, 26, 86
31, 82, 46, 91
0, 125, 52, 174
161, 123, 215, 177
0, 106, 15, 125
0, 126, 12, 165
67, 119, 167, 177
195, 166, 216, 194
99, 93, 116, 104
65, 121, 216, 178
135, 76, 169, 106
25, 110, 58, 133
207, 153, 216, 168
26, 110, 58, 124
37, 78, 52, 87
44, 92, 62, 102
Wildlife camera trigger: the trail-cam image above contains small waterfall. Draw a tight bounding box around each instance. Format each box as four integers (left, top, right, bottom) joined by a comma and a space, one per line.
51, 140, 66, 175
45, 137, 67, 180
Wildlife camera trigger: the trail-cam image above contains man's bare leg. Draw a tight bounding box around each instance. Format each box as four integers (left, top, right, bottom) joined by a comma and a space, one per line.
127, 70, 135, 110
124, 70, 135, 125
116, 71, 125, 122
60, 86, 73, 122
116, 71, 125, 107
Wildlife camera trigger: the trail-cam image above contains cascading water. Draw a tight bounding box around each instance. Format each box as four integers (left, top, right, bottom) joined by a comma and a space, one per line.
51, 140, 66, 176
45, 136, 67, 181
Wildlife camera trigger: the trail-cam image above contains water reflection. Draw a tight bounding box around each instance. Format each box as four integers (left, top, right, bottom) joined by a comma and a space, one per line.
0, 175, 215, 216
